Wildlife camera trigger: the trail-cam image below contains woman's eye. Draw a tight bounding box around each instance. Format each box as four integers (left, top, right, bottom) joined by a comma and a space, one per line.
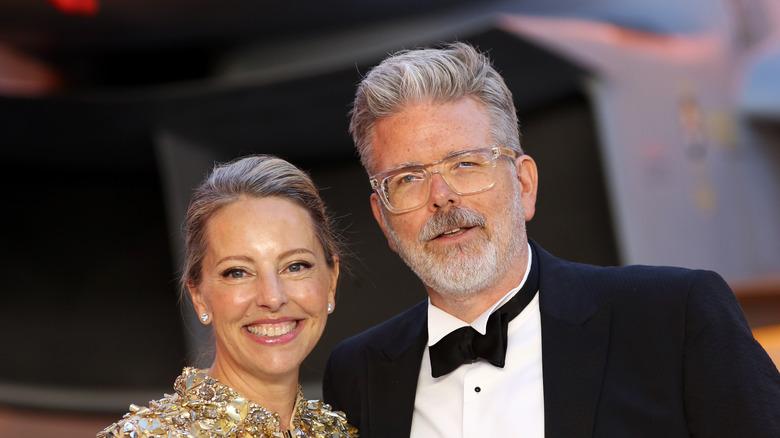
287, 262, 312, 273
222, 269, 246, 279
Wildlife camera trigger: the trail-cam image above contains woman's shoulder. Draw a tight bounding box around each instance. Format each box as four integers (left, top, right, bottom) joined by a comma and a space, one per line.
297, 398, 359, 437
95, 367, 199, 438
96, 393, 185, 438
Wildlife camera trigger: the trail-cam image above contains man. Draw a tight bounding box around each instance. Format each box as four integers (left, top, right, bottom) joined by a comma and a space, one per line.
323, 42, 780, 437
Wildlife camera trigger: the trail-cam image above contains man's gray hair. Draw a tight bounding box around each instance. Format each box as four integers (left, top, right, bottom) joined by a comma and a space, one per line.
349, 41, 521, 174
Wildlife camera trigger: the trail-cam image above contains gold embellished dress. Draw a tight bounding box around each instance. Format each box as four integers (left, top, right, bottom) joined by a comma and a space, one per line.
97, 367, 358, 438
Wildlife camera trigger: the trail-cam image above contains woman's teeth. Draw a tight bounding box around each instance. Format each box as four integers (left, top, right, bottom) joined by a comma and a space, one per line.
247, 321, 297, 337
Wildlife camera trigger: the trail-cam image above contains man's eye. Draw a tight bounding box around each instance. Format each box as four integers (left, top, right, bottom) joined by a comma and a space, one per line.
399, 173, 424, 184
454, 157, 487, 168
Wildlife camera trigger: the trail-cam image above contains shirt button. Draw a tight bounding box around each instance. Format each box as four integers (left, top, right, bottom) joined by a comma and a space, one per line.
474, 387, 481, 393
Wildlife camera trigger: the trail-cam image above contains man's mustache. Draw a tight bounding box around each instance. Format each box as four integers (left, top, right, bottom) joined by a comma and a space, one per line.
419, 206, 487, 242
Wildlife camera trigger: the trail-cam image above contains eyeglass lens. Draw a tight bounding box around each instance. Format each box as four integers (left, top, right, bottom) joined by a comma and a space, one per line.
381, 150, 496, 210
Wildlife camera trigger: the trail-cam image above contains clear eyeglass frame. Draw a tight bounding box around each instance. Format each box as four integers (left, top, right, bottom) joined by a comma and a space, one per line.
369, 145, 517, 213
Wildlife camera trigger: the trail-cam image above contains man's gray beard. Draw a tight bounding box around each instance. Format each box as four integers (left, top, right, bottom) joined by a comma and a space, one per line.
383, 195, 526, 298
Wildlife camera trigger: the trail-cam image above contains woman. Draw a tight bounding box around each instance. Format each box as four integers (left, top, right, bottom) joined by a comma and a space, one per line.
98, 155, 357, 438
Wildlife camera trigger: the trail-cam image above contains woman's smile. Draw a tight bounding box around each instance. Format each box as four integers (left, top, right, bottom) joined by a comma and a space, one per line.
245, 319, 304, 344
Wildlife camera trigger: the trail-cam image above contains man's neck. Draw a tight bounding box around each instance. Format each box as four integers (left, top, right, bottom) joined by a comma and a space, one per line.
427, 243, 530, 323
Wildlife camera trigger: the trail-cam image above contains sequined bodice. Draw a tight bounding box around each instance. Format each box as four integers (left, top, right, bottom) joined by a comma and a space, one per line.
97, 367, 358, 438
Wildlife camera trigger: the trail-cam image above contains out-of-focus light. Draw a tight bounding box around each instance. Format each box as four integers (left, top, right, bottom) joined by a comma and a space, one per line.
47, 0, 99, 16
0, 45, 63, 96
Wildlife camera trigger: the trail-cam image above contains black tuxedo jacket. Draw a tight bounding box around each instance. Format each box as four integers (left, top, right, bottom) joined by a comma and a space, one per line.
323, 241, 780, 437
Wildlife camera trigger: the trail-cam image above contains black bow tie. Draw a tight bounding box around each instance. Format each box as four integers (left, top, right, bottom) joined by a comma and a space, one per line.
428, 245, 539, 378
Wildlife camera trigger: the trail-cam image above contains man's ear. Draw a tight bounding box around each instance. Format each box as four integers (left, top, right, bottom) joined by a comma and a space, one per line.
515, 154, 538, 222
370, 193, 398, 253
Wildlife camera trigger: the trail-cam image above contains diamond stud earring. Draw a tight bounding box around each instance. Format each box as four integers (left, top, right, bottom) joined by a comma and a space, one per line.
201, 312, 209, 322
327, 303, 334, 313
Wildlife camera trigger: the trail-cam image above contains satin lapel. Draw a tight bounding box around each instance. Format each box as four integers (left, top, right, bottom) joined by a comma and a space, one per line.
532, 241, 611, 438
366, 302, 428, 438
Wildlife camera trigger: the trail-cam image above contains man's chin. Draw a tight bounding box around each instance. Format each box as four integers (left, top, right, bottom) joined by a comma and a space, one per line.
415, 248, 479, 271
409, 254, 497, 296
422, 270, 495, 298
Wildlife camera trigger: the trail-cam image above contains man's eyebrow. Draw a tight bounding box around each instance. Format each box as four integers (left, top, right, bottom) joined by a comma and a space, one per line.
380, 147, 480, 174
382, 160, 425, 173
396, 160, 425, 168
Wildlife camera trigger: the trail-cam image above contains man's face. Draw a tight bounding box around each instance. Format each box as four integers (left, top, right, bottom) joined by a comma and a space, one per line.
369, 97, 537, 300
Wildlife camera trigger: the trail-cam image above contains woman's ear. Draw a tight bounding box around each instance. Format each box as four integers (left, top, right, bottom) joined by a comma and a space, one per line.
327, 256, 340, 310
187, 281, 209, 321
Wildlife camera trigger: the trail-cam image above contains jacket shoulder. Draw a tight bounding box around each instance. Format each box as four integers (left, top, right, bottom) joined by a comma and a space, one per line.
331, 299, 427, 356
541, 247, 729, 301
534, 241, 735, 320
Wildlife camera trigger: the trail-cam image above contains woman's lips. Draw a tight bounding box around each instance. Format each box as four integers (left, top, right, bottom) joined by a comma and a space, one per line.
246, 320, 298, 337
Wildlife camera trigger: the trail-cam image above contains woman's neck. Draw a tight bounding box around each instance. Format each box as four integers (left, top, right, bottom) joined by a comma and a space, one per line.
207, 361, 299, 429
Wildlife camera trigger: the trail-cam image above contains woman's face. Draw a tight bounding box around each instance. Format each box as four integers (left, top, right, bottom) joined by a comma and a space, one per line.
189, 196, 338, 382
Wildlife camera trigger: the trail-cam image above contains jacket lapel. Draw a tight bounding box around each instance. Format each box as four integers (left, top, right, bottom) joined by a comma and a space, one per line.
533, 242, 611, 438
359, 242, 611, 438
365, 301, 428, 438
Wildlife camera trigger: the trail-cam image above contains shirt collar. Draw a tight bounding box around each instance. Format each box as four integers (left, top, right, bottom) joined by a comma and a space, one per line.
427, 242, 533, 346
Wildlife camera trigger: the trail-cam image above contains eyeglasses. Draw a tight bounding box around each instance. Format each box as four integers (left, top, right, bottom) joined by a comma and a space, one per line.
370, 145, 517, 213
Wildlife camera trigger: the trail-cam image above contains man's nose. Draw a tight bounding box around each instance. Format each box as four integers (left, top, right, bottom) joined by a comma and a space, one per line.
428, 171, 461, 210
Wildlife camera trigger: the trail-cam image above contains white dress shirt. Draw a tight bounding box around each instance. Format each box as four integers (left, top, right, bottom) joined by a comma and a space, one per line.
410, 244, 544, 438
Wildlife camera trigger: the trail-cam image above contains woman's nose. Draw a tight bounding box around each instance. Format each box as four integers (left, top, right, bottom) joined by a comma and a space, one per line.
254, 275, 288, 311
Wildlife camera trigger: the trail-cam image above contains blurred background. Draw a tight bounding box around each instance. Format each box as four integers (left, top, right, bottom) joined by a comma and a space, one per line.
1, 0, 779, 436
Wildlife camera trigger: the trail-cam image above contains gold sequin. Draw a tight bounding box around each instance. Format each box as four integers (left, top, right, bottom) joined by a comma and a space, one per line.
97, 367, 358, 438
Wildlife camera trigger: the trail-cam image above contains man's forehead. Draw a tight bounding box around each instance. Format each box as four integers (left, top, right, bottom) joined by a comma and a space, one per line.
370, 98, 493, 170
382, 146, 487, 169
372, 144, 469, 174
